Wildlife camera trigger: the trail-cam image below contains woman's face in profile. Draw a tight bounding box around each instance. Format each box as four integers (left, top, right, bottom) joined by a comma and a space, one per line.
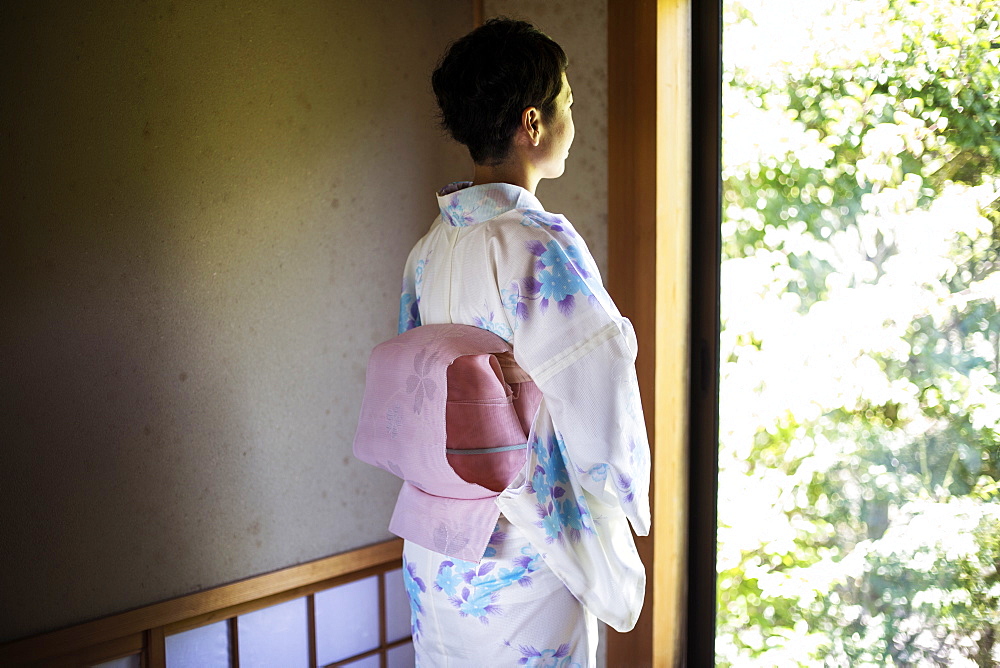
538, 73, 575, 180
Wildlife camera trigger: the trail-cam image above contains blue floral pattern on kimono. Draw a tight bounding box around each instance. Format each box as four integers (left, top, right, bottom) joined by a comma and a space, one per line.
526, 433, 593, 543
497, 239, 596, 318
399, 290, 420, 334
402, 556, 427, 639
395, 180, 652, 663
505, 642, 582, 667
518, 210, 574, 236
433, 544, 542, 624
473, 305, 514, 342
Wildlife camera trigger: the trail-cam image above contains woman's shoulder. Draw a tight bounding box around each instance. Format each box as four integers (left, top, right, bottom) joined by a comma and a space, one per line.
479, 206, 584, 246
477, 208, 602, 288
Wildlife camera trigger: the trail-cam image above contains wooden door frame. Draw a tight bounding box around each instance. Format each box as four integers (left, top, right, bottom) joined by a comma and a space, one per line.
607, 1, 721, 665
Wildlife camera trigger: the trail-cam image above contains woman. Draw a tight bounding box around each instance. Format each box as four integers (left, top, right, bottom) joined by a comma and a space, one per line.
398, 19, 650, 666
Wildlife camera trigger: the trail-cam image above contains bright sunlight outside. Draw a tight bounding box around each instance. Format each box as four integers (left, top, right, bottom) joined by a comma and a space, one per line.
717, 0, 1000, 665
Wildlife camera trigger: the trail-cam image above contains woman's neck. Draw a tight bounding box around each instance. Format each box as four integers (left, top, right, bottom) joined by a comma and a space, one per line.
470, 161, 539, 195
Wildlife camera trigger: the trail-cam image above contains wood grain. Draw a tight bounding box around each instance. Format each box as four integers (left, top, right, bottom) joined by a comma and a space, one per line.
607, 1, 691, 665
144, 627, 165, 668
654, 2, 693, 667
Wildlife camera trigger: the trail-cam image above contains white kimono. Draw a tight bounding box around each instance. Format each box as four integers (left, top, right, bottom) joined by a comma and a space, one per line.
398, 182, 651, 667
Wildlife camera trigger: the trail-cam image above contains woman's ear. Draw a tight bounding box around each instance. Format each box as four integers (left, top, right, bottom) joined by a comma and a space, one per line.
521, 107, 542, 147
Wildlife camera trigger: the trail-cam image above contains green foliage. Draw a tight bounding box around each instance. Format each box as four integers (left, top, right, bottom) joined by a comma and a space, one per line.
718, 0, 1000, 665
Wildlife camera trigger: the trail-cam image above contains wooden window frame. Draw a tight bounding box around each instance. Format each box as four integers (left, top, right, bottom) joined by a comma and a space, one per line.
0, 539, 404, 667
607, 1, 721, 666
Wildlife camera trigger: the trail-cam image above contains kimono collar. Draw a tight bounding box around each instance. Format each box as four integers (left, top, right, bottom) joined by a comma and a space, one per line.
437, 181, 544, 227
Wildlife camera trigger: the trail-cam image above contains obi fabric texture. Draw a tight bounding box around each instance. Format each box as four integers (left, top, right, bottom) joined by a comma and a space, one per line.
353, 324, 541, 563
394, 181, 652, 642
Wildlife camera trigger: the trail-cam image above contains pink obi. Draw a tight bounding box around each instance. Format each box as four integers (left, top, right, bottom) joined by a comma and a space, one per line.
353, 324, 541, 562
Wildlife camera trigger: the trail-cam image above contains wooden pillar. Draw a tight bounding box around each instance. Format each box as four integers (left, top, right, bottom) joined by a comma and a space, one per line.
607, 1, 692, 665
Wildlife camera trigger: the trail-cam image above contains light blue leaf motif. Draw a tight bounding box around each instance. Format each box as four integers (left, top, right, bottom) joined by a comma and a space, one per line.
414, 258, 427, 294
576, 462, 609, 482
433, 545, 542, 624
473, 305, 513, 342
501, 281, 530, 331
527, 434, 593, 543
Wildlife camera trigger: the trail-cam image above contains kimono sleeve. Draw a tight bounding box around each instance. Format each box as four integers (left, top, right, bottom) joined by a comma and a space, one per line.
499, 212, 651, 535
397, 243, 423, 334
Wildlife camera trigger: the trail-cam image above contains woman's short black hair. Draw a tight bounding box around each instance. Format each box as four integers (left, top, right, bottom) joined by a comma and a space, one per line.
432, 18, 568, 166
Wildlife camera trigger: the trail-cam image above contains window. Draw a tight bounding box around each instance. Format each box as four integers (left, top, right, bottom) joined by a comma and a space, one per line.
147, 569, 413, 667
716, 0, 1000, 665
1, 540, 406, 668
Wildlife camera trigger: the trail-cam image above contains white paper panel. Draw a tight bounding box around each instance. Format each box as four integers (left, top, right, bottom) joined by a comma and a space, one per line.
90, 655, 140, 668
384, 568, 412, 643
387, 642, 416, 668
237, 597, 309, 668
315, 576, 380, 664
342, 654, 382, 668
165, 620, 230, 668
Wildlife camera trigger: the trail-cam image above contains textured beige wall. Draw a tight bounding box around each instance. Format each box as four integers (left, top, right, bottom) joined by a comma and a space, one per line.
0, 0, 469, 641
481, 0, 608, 276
